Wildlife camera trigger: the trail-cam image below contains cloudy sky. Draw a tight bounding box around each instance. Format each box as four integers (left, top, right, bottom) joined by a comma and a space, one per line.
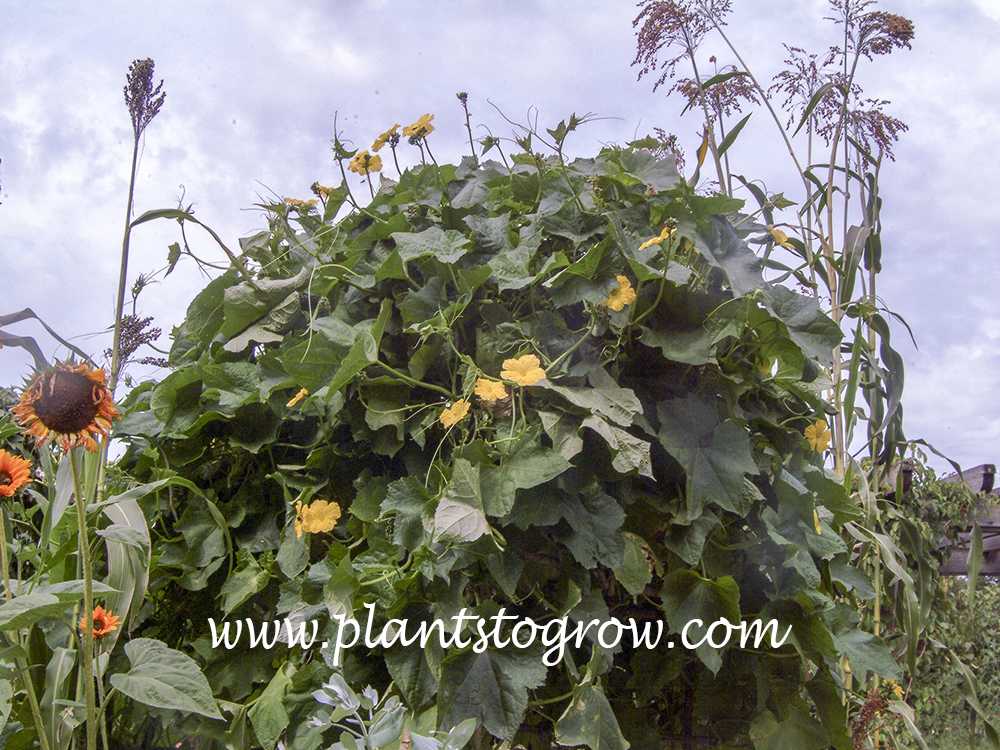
2, 1, 999, 474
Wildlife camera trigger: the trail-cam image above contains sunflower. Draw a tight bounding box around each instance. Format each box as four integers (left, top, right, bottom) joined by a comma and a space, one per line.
12, 362, 120, 453
79, 605, 121, 639
0, 450, 32, 498
501, 354, 547, 386
295, 499, 342, 539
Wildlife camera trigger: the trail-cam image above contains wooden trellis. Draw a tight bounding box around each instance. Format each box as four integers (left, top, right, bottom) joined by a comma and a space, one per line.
934, 464, 1000, 576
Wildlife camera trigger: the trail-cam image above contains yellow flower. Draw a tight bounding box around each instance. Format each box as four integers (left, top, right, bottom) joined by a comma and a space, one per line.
602, 275, 637, 311
402, 113, 435, 138
439, 399, 470, 428
311, 182, 334, 199
348, 150, 382, 175
286, 388, 309, 408
758, 358, 774, 375
768, 225, 795, 249
475, 379, 507, 402
373, 124, 400, 152
501, 354, 546, 386
638, 225, 674, 252
0, 450, 32, 498
13, 362, 120, 453
804, 419, 831, 452
813, 508, 822, 535
295, 499, 342, 539
285, 198, 319, 213
884, 680, 904, 699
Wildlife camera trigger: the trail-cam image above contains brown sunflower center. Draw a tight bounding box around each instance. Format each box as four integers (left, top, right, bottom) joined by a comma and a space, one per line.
33, 371, 101, 434
0, 472, 10, 487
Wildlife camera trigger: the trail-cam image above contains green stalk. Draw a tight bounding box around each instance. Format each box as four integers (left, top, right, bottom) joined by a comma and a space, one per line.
70, 450, 97, 750
108, 134, 140, 394
0, 508, 12, 603
680, 24, 726, 194
2, 503, 52, 749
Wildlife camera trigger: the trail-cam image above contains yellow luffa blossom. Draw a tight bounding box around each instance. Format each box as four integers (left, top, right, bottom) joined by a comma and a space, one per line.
638, 225, 674, 252
475, 379, 507, 402
501, 354, 546, 386
440, 399, 470, 427
284, 197, 318, 211
602, 275, 637, 311
884, 680, 904, 699
402, 113, 435, 138
311, 182, 334, 199
295, 499, 342, 539
768, 225, 795, 249
804, 419, 831, 452
813, 508, 822, 535
348, 150, 382, 175
286, 388, 309, 408
373, 124, 400, 152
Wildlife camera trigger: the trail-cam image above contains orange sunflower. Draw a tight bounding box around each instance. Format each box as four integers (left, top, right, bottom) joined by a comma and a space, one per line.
79, 605, 121, 638
0, 450, 32, 498
12, 362, 120, 453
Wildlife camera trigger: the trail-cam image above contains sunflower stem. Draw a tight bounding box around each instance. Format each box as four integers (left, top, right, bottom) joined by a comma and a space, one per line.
0, 508, 12, 602
70, 449, 97, 750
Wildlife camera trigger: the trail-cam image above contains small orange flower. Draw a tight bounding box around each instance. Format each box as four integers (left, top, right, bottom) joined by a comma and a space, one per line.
439, 399, 470, 428
0, 450, 32, 498
12, 362, 120, 453
80, 605, 120, 639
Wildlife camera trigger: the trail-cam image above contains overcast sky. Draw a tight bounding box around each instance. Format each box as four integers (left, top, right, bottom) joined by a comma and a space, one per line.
3, 0, 999, 474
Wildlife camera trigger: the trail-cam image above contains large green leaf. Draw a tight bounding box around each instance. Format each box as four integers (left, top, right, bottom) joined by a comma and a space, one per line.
247, 665, 293, 750
438, 646, 547, 742
433, 459, 489, 543
110, 638, 224, 720
392, 226, 471, 264
750, 704, 829, 750
762, 285, 842, 366
0, 594, 68, 630
660, 570, 740, 673
657, 396, 756, 522
555, 680, 629, 750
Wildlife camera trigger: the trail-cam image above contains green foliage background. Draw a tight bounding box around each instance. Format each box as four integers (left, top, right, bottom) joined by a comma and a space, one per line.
102, 129, 902, 749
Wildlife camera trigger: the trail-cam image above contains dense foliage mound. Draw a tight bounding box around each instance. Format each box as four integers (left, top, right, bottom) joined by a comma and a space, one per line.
114, 132, 894, 749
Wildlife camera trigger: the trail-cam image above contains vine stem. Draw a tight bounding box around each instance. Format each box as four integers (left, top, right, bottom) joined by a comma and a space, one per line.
70, 449, 97, 750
